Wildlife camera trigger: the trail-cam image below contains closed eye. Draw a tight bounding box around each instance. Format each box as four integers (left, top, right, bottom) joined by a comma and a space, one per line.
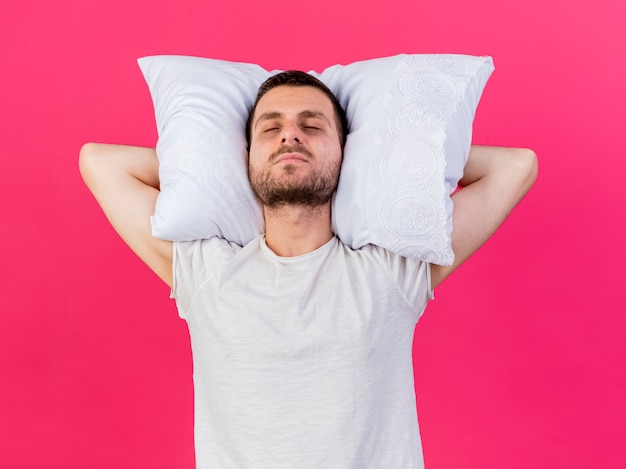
302, 122, 325, 132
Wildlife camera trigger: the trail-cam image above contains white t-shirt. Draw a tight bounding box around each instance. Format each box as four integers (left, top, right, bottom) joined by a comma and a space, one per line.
172, 235, 433, 469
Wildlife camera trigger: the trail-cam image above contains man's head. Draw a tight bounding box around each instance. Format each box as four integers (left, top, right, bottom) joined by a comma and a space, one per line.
246, 71, 348, 210
246, 71, 348, 151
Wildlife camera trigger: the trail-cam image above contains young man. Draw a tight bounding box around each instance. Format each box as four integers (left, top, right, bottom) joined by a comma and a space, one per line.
80, 71, 537, 468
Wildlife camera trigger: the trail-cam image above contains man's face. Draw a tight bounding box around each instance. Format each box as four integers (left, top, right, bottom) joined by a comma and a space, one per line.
248, 85, 343, 209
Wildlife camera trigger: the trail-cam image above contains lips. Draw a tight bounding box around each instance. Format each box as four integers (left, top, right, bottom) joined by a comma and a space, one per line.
270, 145, 314, 164
275, 152, 309, 164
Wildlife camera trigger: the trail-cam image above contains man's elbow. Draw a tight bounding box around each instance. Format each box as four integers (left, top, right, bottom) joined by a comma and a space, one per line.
513, 148, 538, 192
79, 142, 96, 172
78, 142, 106, 187
79, 142, 95, 185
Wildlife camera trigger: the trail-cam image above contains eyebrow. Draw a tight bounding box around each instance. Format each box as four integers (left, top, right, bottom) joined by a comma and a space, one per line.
254, 110, 331, 130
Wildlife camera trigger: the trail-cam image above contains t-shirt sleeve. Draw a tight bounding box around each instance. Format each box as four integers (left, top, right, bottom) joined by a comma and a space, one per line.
171, 240, 204, 319
378, 248, 434, 322
171, 237, 244, 319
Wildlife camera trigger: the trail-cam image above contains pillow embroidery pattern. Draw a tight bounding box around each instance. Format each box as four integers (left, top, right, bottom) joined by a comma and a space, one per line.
323, 54, 494, 265
378, 55, 488, 264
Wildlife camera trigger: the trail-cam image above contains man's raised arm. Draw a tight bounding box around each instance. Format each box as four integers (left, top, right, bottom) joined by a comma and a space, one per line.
431, 145, 538, 289
79, 143, 173, 287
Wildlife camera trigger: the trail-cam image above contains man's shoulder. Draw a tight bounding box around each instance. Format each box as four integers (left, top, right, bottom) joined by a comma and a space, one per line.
337, 239, 409, 257
334, 238, 433, 306
174, 235, 262, 265
336, 239, 426, 269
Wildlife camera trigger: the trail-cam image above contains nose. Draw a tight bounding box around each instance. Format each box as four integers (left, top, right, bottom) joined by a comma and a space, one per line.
282, 136, 300, 143
281, 123, 302, 144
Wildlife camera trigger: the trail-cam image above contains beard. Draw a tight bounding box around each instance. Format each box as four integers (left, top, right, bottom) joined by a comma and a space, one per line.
249, 145, 341, 209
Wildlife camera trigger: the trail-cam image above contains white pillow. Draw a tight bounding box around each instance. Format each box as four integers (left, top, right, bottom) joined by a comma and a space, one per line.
138, 54, 494, 265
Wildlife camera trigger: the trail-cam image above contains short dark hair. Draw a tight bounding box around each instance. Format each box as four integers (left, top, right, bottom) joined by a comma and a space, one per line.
246, 71, 348, 150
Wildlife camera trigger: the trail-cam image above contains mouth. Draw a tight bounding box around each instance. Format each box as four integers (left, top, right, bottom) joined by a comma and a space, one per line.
270, 145, 314, 164
275, 152, 309, 164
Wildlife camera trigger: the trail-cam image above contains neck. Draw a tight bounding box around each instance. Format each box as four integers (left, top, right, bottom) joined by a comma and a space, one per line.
263, 202, 333, 257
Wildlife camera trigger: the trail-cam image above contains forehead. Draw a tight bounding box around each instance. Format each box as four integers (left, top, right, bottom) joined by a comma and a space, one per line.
254, 85, 335, 120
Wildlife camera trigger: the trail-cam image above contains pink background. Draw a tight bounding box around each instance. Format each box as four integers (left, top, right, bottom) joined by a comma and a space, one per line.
1, 0, 624, 468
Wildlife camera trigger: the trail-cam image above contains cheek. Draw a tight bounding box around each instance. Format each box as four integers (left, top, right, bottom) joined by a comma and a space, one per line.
247, 154, 260, 177
320, 143, 342, 165
247, 146, 265, 168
